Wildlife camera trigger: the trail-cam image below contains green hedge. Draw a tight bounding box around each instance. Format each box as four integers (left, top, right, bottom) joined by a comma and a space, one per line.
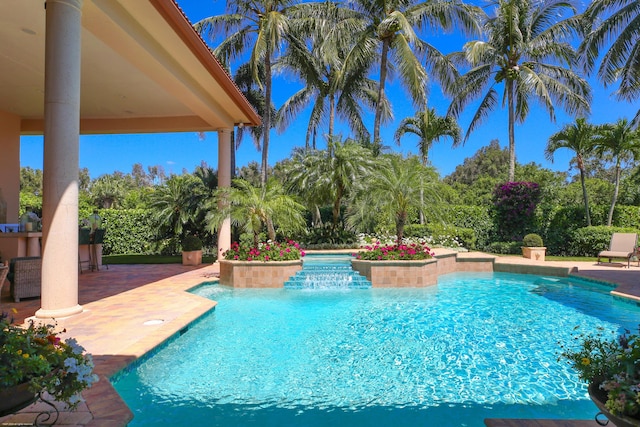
432, 205, 493, 249
485, 241, 522, 255
405, 223, 476, 249
568, 226, 640, 257
81, 209, 156, 255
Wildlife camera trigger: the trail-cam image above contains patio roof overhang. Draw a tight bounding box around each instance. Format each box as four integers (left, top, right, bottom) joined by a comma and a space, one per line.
0, 0, 261, 135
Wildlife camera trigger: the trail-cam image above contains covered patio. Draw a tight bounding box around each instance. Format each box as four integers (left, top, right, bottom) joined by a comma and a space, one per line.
0, 0, 260, 320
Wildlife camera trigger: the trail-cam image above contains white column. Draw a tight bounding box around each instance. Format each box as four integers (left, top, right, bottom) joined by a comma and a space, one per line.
36, 0, 83, 319
216, 129, 232, 262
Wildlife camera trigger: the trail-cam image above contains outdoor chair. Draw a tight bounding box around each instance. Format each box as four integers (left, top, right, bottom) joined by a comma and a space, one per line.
597, 233, 638, 268
8, 257, 41, 302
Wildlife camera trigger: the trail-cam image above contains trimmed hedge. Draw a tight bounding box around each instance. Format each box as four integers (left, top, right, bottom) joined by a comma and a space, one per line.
405, 223, 476, 249
433, 205, 493, 249
568, 226, 640, 257
486, 241, 522, 255
83, 209, 156, 255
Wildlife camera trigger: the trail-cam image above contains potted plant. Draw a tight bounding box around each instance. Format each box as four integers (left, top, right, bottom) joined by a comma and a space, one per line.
561, 327, 640, 426
181, 235, 203, 266
0, 312, 98, 416
521, 233, 546, 261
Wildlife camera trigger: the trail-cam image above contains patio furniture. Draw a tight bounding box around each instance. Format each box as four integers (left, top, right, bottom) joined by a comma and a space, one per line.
8, 257, 42, 302
597, 233, 638, 268
79, 227, 92, 273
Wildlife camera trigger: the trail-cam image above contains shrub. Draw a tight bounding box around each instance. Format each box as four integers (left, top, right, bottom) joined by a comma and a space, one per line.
522, 233, 543, 247
568, 226, 639, 257
404, 223, 474, 249
296, 225, 357, 247
493, 182, 541, 241
181, 235, 203, 251
486, 241, 522, 255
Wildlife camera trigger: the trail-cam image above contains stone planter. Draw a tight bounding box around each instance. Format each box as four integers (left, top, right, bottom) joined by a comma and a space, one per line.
351, 258, 438, 288
182, 250, 202, 266
521, 246, 546, 261
219, 259, 302, 288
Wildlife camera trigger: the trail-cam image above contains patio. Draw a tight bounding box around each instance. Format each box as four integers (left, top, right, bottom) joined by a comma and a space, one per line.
0, 255, 639, 426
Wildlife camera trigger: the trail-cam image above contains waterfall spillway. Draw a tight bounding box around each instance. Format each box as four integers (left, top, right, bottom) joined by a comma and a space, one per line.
285, 254, 371, 289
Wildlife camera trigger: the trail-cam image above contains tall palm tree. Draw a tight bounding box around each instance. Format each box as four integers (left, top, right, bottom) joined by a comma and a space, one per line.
348, 155, 437, 245
195, 1, 296, 187
447, 0, 591, 181
594, 118, 640, 226
349, 0, 482, 150
581, 0, 640, 106
278, 4, 386, 149
545, 118, 597, 226
284, 137, 378, 231
394, 108, 462, 165
206, 178, 306, 247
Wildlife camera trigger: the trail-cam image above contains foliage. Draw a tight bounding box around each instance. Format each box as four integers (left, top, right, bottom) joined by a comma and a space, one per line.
486, 241, 522, 255
222, 240, 304, 262
0, 312, 98, 409
444, 140, 508, 186
493, 181, 542, 241
208, 178, 306, 247
447, 0, 591, 181
181, 235, 203, 252
561, 326, 640, 418
404, 224, 473, 249
296, 225, 357, 248
354, 241, 435, 261
95, 209, 157, 255
568, 226, 639, 257
522, 233, 543, 247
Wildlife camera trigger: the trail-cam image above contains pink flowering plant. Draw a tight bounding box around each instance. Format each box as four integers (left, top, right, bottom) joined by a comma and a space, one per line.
223, 240, 305, 262
561, 326, 640, 418
0, 312, 98, 409
354, 241, 435, 261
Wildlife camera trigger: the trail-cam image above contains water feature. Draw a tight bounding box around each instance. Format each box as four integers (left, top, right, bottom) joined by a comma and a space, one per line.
113, 272, 640, 427
285, 253, 372, 289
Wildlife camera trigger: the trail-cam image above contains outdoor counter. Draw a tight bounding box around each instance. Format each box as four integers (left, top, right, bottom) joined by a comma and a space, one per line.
0, 231, 42, 257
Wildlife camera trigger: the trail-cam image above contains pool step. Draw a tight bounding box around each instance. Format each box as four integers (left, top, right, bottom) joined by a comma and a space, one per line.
285, 264, 372, 289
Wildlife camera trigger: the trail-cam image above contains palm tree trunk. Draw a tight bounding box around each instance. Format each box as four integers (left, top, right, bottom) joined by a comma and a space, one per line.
507, 79, 516, 182
267, 217, 276, 241
332, 186, 344, 231
231, 129, 237, 179
373, 39, 390, 152
396, 211, 407, 246
577, 156, 591, 226
607, 162, 621, 226
329, 93, 336, 142
261, 52, 272, 187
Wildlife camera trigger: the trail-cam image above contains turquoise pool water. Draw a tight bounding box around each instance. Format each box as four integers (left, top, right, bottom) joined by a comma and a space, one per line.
113, 272, 640, 426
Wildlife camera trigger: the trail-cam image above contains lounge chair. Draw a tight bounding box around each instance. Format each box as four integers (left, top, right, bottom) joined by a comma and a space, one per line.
7, 257, 41, 302
597, 233, 638, 268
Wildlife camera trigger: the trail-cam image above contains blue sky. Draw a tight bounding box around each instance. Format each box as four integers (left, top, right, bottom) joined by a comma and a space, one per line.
20, 0, 637, 180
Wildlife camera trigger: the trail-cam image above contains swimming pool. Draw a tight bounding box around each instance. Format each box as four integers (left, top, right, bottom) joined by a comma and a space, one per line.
113, 272, 640, 426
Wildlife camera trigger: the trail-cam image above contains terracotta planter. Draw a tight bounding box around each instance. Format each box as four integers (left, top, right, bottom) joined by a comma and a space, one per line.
351, 258, 438, 287
219, 259, 302, 288
589, 383, 640, 427
0, 382, 37, 417
521, 246, 546, 261
182, 250, 202, 266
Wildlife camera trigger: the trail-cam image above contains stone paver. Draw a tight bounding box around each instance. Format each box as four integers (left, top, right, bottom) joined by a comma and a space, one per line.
0, 256, 638, 426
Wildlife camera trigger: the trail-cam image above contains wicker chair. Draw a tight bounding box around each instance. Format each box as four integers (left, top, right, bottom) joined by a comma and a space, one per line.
8, 257, 41, 302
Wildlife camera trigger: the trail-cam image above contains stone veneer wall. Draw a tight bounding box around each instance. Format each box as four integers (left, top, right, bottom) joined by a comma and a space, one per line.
219, 260, 302, 288
351, 259, 438, 287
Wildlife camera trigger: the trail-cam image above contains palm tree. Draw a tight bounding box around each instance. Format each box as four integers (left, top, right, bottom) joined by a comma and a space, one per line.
206, 178, 306, 247
278, 4, 386, 149
348, 155, 437, 245
349, 0, 482, 149
545, 118, 597, 226
594, 118, 640, 226
284, 137, 378, 231
90, 174, 127, 209
195, 1, 296, 187
447, 0, 591, 181
149, 175, 207, 239
581, 0, 640, 105
394, 108, 462, 165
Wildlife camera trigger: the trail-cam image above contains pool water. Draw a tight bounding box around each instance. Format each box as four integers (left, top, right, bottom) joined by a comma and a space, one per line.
114, 272, 640, 426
